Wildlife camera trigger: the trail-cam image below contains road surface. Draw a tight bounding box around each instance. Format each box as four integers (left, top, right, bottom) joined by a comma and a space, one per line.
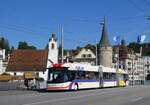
0, 86, 150, 105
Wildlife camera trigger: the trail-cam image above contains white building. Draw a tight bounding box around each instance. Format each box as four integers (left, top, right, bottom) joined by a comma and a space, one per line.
143, 56, 150, 80
113, 40, 146, 84
39, 33, 58, 80
71, 46, 96, 65
122, 52, 145, 84
0, 49, 6, 74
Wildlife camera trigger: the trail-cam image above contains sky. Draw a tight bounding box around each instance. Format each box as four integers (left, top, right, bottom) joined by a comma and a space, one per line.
0, 0, 150, 49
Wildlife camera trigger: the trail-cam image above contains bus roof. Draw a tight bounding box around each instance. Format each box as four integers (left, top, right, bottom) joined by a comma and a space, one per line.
117, 69, 128, 74
100, 66, 116, 73
62, 63, 99, 72
62, 63, 116, 73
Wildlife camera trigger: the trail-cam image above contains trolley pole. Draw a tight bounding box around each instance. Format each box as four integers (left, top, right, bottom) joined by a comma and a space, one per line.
61, 27, 64, 64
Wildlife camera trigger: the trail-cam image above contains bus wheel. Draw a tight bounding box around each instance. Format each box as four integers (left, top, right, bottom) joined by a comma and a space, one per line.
74, 84, 78, 91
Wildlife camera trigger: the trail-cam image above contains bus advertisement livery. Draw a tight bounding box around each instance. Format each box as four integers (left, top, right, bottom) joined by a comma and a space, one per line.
39, 63, 128, 90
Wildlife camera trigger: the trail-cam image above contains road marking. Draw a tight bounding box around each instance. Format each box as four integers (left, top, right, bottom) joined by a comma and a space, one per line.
22, 91, 110, 105
131, 97, 143, 102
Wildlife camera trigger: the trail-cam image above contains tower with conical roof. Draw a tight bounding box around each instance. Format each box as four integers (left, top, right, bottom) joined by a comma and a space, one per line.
98, 17, 112, 67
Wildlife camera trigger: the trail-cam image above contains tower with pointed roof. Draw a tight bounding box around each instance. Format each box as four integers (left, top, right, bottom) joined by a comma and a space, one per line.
98, 18, 112, 67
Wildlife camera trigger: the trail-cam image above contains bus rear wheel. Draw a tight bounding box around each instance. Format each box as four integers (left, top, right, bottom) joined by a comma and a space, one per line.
73, 84, 78, 91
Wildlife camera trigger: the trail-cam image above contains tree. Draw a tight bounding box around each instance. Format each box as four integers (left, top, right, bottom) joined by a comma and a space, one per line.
45, 43, 48, 49
0, 37, 10, 55
10, 46, 15, 54
128, 42, 150, 56
128, 42, 141, 53
18, 41, 36, 50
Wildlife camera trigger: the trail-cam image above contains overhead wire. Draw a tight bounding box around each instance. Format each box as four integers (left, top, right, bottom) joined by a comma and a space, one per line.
143, 0, 150, 8
127, 0, 146, 13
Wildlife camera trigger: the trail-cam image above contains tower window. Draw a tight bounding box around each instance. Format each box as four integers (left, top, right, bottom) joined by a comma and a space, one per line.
51, 43, 55, 49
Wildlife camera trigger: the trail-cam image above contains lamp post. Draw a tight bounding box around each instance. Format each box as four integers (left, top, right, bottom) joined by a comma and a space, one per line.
131, 52, 135, 86
113, 36, 121, 86
143, 59, 145, 85
132, 59, 134, 85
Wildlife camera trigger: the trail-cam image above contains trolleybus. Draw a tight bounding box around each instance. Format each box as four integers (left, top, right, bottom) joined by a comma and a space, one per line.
38, 63, 128, 90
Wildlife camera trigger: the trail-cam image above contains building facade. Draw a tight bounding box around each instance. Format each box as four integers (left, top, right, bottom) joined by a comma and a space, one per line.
124, 53, 145, 83
113, 39, 146, 84
6, 33, 58, 81
71, 45, 96, 65
143, 56, 150, 80
0, 49, 6, 74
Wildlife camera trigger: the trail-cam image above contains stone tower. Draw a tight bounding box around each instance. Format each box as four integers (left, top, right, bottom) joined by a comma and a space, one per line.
98, 18, 112, 67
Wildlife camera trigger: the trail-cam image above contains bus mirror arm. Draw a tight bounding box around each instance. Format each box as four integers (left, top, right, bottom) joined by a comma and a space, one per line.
48, 59, 54, 64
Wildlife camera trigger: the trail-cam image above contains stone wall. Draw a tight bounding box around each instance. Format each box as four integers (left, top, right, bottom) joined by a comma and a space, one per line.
99, 46, 112, 67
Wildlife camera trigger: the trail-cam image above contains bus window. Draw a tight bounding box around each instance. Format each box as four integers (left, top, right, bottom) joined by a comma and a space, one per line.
85, 72, 97, 80
112, 73, 116, 80
123, 74, 129, 80
77, 71, 85, 79
103, 73, 109, 80
68, 71, 77, 81
68, 71, 98, 80
103, 73, 116, 80
47, 67, 69, 83
94, 72, 99, 80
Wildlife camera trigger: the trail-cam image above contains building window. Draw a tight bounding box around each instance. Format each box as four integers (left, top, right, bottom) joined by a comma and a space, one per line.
51, 43, 55, 49
128, 62, 131, 65
87, 54, 91, 58
82, 54, 86, 58
128, 68, 131, 70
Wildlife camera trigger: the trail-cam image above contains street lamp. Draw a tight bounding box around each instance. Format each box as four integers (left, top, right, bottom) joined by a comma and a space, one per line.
131, 52, 136, 86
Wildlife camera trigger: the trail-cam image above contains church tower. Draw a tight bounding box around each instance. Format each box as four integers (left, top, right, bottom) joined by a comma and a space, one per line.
98, 18, 112, 67
47, 33, 58, 66
40, 33, 58, 81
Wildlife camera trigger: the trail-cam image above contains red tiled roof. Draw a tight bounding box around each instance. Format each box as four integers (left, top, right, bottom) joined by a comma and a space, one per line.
6, 50, 48, 72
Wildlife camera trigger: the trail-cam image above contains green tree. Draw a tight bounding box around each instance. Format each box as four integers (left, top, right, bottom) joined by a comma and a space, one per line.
10, 46, 15, 53
18, 41, 36, 50
128, 42, 141, 53
128, 42, 150, 56
0, 37, 10, 55
45, 43, 48, 49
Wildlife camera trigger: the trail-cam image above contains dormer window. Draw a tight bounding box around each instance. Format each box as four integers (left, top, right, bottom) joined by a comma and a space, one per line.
87, 54, 91, 58
82, 54, 86, 58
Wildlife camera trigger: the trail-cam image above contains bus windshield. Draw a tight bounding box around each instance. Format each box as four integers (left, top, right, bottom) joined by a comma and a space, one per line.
47, 67, 69, 83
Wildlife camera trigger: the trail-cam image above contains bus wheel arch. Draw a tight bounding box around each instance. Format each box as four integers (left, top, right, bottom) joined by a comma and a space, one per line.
73, 83, 79, 91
